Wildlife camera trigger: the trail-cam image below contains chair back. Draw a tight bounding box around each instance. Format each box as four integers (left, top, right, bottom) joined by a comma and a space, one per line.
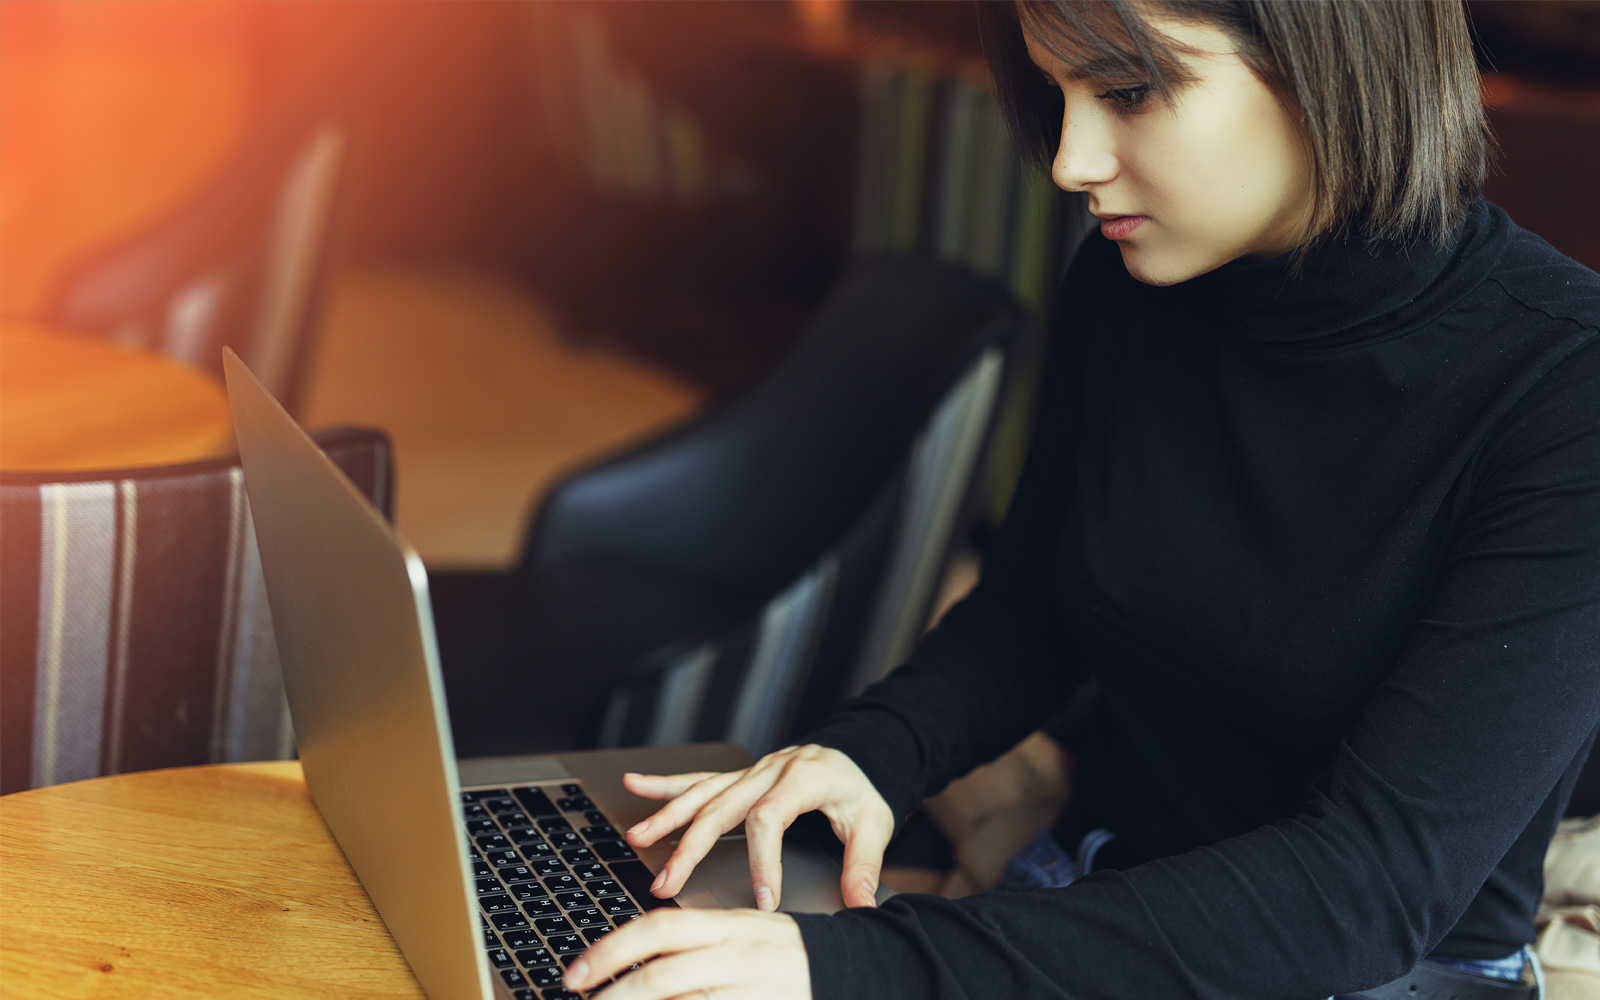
0, 426, 391, 793
445, 258, 1023, 756
44, 115, 347, 414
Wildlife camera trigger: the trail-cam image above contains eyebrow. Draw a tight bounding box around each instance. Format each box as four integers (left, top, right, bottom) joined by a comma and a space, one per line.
1032, 52, 1144, 83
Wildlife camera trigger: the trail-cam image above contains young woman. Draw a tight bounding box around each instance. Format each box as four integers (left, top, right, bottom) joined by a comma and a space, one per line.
563, 2, 1600, 997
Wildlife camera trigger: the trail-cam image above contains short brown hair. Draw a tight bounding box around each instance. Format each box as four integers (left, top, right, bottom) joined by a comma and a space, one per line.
982, 0, 1492, 251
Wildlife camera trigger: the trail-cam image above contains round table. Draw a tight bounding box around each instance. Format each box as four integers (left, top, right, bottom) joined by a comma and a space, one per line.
0, 761, 427, 999
0, 323, 234, 472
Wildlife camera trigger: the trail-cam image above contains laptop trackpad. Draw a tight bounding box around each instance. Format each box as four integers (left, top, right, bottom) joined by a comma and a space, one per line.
678, 837, 851, 914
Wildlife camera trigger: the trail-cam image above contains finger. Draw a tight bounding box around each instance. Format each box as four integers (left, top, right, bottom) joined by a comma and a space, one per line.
582, 946, 738, 1000
743, 784, 819, 911
652, 770, 785, 897
626, 771, 743, 848
837, 809, 893, 908
623, 771, 722, 801
564, 909, 727, 990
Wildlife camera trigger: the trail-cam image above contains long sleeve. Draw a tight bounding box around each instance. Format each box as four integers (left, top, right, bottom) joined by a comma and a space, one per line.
794, 205, 1600, 998
795, 332, 1600, 1000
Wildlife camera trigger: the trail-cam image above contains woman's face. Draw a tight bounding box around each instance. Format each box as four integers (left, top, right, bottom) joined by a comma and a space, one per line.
1025, 18, 1315, 286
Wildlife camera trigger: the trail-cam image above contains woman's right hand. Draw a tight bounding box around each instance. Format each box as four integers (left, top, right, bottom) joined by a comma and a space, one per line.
621, 744, 894, 912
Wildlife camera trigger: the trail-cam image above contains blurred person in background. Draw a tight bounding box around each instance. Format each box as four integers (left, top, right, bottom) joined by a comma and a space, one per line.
563, 2, 1600, 997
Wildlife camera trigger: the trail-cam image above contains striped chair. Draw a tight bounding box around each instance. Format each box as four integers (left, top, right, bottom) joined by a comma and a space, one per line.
0, 426, 391, 794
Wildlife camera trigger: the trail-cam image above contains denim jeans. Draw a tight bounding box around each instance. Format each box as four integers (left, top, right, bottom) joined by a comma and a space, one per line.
996, 829, 1541, 997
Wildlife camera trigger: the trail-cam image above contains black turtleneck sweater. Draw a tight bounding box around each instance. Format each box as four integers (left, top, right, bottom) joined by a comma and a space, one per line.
792, 199, 1600, 999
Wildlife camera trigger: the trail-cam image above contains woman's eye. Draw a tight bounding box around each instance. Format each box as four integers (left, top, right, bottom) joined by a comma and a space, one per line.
1093, 85, 1151, 110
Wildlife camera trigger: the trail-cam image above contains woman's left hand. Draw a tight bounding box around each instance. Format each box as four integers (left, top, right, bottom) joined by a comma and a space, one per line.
562, 907, 810, 999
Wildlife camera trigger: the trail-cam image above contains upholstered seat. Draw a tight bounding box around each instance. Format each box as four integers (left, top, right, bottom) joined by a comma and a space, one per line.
0, 426, 391, 793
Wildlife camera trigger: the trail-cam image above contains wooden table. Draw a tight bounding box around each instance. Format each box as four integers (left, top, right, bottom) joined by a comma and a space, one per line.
0, 761, 427, 999
0, 745, 756, 999
0, 323, 234, 472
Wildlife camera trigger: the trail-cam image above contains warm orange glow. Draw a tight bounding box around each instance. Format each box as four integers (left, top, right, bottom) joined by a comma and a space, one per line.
0, 1, 257, 317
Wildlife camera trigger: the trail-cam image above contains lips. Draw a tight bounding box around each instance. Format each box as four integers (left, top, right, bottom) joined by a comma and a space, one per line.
1098, 215, 1146, 240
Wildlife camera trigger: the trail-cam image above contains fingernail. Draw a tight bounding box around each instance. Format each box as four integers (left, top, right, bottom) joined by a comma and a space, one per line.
651, 868, 667, 891
564, 958, 589, 988
861, 881, 877, 905
754, 885, 774, 911
627, 821, 645, 836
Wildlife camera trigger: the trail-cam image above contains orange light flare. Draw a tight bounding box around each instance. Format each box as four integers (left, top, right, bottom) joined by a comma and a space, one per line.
0, 0, 263, 319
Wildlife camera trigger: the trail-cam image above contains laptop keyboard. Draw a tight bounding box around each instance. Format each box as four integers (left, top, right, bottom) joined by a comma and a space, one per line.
464, 781, 673, 999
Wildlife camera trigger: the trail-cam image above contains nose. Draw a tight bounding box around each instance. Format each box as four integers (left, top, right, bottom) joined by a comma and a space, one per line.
1051, 95, 1118, 192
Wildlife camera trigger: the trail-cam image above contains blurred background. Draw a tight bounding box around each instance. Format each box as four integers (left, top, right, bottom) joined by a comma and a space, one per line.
2, 1, 1599, 789
2, 0, 1596, 570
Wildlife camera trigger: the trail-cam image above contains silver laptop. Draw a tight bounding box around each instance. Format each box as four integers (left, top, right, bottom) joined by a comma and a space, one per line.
222, 350, 869, 1000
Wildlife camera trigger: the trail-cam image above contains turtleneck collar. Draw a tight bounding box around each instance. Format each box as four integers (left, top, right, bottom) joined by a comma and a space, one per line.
1156, 197, 1500, 351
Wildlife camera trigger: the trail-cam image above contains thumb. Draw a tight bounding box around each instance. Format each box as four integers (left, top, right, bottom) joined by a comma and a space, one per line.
838, 810, 892, 908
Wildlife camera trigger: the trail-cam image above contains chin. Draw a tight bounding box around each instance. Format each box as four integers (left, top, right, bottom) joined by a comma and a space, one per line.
1116, 244, 1225, 287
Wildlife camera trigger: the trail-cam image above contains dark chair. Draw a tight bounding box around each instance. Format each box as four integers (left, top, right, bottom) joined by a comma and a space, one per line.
0, 426, 391, 793
40, 113, 348, 415
433, 257, 1026, 758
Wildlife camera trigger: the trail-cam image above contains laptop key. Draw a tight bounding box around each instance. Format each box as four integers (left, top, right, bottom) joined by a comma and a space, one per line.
476, 877, 505, 897
513, 992, 537, 1000
488, 948, 513, 969
515, 946, 553, 969
530, 857, 567, 877
472, 862, 495, 879
522, 897, 560, 918
525, 964, 563, 987
579, 825, 618, 843
462, 803, 488, 820
496, 810, 532, 829
482, 927, 500, 948
546, 934, 584, 954
483, 796, 518, 813
600, 897, 638, 918
582, 925, 613, 944
584, 810, 608, 826
557, 797, 593, 813
464, 788, 510, 801
503, 929, 541, 950
535, 916, 574, 936
571, 864, 607, 882
500, 865, 539, 884
609, 861, 678, 911
520, 840, 556, 859
561, 847, 596, 865
542, 874, 579, 893
593, 841, 637, 862
499, 967, 528, 989
507, 882, 547, 902
467, 819, 498, 836
480, 895, 517, 914
548, 831, 583, 850
555, 891, 592, 911
538, 817, 571, 833
487, 850, 525, 867
476, 834, 511, 852
561, 784, 584, 797
513, 787, 560, 817
491, 912, 531, 931
508, 826, 543, 844
568, 908, 605, 929
586, 878, 622, 896
541, 990, 582, 1000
